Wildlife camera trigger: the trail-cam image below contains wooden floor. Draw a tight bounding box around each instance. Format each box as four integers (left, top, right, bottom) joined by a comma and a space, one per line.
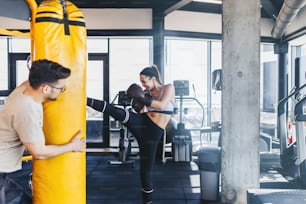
9, 151, 304, 204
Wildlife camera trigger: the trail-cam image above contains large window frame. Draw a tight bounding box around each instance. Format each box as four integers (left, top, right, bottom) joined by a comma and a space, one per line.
0, 35, 286, 150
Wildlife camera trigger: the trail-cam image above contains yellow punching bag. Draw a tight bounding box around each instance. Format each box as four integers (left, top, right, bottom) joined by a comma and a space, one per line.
28, 0, 87, 203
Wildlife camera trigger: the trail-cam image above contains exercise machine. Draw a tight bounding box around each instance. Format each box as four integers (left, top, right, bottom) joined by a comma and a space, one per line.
170, 80, 206, 162
261, 87, 298, 170
174, 80, 205, 128
108, 91, 135, 166
248, 85, 306, 204
172, 80, 192, 162
293, 92, 306, 186
261, 83, 306, 178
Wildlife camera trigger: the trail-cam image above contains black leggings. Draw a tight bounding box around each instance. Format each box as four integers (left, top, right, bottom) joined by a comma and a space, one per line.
87, 98, 164, 193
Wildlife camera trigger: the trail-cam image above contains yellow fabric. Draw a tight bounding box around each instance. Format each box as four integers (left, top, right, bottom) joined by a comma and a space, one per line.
22, 155, 33, 161
27, 0, 87, 203
25, 0, 37, 59
0, 28, 30, 38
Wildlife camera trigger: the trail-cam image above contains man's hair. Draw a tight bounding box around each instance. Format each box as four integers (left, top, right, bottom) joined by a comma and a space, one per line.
28, 59, 71, 89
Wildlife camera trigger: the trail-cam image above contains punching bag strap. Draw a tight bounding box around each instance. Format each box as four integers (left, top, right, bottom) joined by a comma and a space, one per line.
60, 0, 70, 35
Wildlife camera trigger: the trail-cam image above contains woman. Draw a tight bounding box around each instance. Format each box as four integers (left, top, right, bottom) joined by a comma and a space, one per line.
87, 65, 175, 204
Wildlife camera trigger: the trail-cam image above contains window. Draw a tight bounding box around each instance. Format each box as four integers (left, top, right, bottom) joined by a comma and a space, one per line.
0, 38, 8, 90
109, 37, 152, 146
109, 38, 152, 101
260, 44, 278, 138
165, 38, 208, 130
211, 41, 222, 122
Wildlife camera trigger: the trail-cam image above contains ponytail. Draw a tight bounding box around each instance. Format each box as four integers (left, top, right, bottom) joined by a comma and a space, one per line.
140, 65, 163, 84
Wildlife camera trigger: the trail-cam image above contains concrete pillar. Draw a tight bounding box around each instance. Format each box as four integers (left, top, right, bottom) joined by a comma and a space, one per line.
221, 1, 261, 203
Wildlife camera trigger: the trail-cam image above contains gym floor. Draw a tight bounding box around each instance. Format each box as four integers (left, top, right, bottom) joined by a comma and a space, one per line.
10, 152, 301, 204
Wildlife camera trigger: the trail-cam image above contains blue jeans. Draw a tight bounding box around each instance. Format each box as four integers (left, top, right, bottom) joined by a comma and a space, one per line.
0, 173, 31, 204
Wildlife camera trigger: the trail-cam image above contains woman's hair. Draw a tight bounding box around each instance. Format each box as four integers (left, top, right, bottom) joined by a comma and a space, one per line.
29, 59, 71, 89
140, 65, 163, 84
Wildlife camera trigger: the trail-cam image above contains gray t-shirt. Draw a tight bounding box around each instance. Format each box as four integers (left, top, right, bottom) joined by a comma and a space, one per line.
0, 82, 44, 172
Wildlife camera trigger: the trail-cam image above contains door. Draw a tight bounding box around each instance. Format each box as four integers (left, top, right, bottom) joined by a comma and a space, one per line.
86, 53, 110, 148
0, 53, 30, 97
9, 53, 30, 89
7, 53, 111, 148
0, 53, 29, 110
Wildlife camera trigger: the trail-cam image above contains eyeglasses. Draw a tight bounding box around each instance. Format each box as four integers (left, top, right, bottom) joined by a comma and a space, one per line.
48, 84, 66, 93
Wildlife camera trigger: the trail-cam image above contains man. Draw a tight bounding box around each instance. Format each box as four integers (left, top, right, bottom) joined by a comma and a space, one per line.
0, 59, 86, 204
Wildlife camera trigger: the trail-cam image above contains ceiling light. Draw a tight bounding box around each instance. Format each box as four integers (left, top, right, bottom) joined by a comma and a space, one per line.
193, 0, 222, 4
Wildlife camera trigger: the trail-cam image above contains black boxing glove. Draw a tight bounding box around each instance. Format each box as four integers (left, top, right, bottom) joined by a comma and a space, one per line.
143, 93, 153, 106
126, 83, 152, 106
126, 83, 144, 98
131, 99, 144, 113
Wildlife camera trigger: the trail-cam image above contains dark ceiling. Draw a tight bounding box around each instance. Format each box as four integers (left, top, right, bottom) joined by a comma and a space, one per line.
35, 0, 284, 19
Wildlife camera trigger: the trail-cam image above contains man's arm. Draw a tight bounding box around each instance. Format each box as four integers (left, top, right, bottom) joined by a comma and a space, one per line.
23, 130, 86, 160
